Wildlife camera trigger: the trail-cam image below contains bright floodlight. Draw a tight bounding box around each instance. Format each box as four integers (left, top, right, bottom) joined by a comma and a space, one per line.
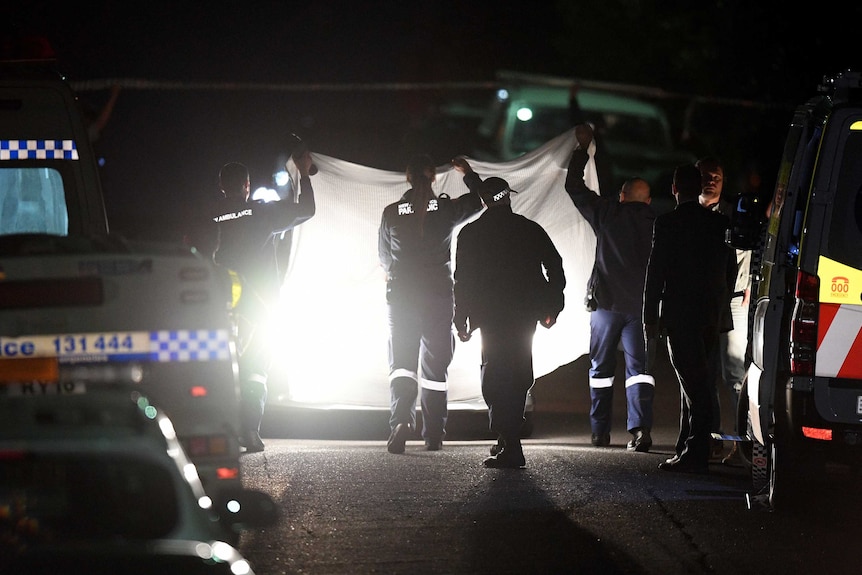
516, 107, 533, 122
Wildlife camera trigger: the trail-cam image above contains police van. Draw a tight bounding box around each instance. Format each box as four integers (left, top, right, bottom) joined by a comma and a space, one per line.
729, 70, 862, 509
0, 61, 243, 500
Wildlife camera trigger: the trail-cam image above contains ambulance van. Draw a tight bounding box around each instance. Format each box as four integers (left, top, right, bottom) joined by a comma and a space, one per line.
729, 69, 862, 510
0, 61, 243, 501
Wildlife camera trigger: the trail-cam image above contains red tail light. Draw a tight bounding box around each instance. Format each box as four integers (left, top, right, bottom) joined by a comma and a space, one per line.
790, 270, 818, 376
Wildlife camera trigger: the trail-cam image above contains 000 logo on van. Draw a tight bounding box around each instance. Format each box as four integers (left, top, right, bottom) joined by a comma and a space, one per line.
816, 257, 862, 379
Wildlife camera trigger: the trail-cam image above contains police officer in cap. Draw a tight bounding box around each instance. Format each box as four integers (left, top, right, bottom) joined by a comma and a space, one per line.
453, 160, 566, 468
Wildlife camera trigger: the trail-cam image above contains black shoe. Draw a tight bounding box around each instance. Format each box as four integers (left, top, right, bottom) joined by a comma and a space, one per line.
425, 439, 442, 451
626, 429, 652, 453
657, 458, 708, 474
483, 448, 526, 469
489, 438, 505, 456
665, 454, 680, 465
387, 423, 410, 454
591, 433, 611, 447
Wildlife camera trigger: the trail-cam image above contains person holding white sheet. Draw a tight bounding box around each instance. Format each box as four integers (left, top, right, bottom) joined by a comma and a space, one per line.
378, 154, 483, 454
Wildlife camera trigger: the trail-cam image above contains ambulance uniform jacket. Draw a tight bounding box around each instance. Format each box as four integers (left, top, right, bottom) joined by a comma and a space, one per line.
211, 176, 316, 437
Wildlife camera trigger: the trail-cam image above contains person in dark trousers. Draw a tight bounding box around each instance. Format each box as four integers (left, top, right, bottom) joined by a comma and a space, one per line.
210, 153, 316, 453
378, 154, 483, 454
697, 156, 752, 466
452, 159, 566, 469
565, 123, 656, 452
643, 164, 736, 473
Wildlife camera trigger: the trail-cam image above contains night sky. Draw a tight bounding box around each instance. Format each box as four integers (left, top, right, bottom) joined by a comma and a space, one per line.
3, 1, 860, 241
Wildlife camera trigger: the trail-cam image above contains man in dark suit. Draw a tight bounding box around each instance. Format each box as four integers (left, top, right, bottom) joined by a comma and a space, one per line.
643, 164, 736, 474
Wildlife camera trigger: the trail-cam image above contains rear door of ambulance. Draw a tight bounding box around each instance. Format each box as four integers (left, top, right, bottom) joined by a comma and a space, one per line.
798, 105, 862, 449
0, 62, 244, 500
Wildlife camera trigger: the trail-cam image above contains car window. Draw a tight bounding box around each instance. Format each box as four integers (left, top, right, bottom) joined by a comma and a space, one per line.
0, 167, 68, 235
510, 105, 572, 155
0, 453, 178, 542
827, 125, 862, 270
509, 105, 668, 157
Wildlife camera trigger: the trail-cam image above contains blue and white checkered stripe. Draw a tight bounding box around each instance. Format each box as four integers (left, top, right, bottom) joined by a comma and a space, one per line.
149, 329, 232, 362
0, 139, 79, 160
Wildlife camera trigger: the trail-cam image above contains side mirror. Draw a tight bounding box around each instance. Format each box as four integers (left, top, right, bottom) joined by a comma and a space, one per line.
726, 192, 768, 250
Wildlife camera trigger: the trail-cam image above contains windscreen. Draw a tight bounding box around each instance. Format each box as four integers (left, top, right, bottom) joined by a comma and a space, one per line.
826, 122, 862, 269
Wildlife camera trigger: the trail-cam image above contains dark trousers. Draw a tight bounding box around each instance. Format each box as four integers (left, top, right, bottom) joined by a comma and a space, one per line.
235, 295, 272, 439
665, 324, 720, 464
386, 284, 454, 442
588, 309, 655, 435
479, 316, 537, 447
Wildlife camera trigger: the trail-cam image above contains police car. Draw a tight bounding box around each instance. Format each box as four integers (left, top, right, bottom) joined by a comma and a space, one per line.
0, 384, 277, 573
0, 61, 244, 500
728, 70, 862, 509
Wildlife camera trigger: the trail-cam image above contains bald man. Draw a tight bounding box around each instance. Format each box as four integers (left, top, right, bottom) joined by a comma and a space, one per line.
565, 126, 657, 453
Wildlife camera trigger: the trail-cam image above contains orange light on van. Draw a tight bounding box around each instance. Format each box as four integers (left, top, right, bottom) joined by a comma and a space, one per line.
0, 357, 59, 382
801, 426, 832, 440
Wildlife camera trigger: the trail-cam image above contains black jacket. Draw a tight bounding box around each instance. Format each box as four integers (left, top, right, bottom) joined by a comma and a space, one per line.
565, 149, 655, 317
454, 201, 565, 330
643, 200, 736, 332
211, 176, 316, 305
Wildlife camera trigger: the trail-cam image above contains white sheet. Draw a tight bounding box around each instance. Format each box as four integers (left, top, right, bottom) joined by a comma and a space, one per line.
269, 127, 594, 409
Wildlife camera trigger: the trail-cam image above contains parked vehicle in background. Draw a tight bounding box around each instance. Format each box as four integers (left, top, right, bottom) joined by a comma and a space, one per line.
728, 69, 862, 510
472, 71, 696, 214
0, 385, 278, 573
0, 60, 244, 500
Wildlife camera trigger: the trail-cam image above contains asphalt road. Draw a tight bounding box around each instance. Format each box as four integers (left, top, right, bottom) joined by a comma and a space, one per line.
238, 346, 861, 575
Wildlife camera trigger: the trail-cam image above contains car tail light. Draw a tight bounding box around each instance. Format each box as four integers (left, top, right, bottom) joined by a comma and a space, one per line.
184, 434, 230, 457
790, 270, 819, 376
801, 426, 832, 440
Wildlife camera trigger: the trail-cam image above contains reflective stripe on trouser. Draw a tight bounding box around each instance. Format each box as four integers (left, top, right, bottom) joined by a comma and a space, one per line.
589, 376, 614, 436
590, 374, 655, 434
387, 286, 455, 437
389, 372, 418, 431
625, 375, 655, 433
